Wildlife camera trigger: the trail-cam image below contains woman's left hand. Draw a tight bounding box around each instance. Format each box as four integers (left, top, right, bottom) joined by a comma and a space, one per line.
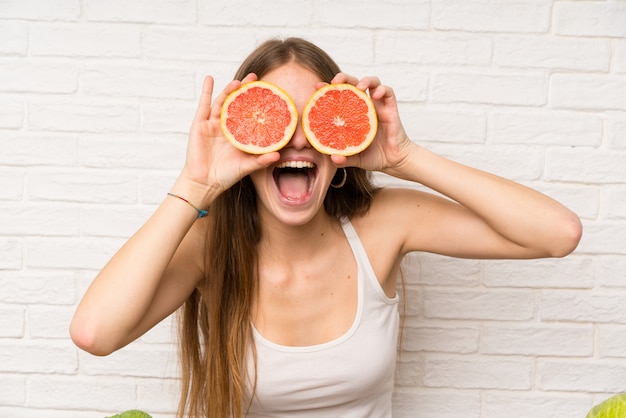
326, 73, 414, 177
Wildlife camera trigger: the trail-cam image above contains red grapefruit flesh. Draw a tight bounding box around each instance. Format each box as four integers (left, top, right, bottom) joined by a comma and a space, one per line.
302, 83, 377, 156
221, 81, 298, 154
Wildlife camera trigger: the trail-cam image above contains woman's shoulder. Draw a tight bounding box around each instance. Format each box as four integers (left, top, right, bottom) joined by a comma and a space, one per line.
365, 186, 433, 221
351, 187, 426, 239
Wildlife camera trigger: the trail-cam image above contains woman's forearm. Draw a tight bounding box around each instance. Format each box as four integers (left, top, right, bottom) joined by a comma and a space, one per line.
70, 177, 217, 355
389, 143, 582, 257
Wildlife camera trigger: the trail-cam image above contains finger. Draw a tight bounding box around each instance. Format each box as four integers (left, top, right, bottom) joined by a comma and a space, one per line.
330, 154, 349, 167
370, 84, 395, 101
207, 78, 244, 120
241, 72, 258, 84
331, 72, 359, 86
193, 76, 215, 123
356, 76, 382, 92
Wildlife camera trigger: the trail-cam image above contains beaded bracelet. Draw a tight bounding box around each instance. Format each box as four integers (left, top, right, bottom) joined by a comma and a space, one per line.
167, 193, 208, 219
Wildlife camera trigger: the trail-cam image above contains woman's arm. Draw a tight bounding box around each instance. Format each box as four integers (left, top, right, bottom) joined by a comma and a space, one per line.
70, 74, 280, 356
383, 144, 582, 259
70, 179, 211, 356
332, 73, 582, 260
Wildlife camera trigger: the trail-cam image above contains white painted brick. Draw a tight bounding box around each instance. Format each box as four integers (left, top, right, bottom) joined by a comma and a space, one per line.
140, 174, 180, 204
494, 35, 610, 72
27, 376, 137, 411
0, 271, 76, 305
0, 62, 78, 94
28, 169, 137, 203
0, 375, 25, 406
0, 97, 24, 128
432, 0, 551, 33
551, 74, 626, 111
483, 257, 595, 289
538, 359, 626, 392
424, 355, 532, 390
0, 237, 22, 270
546, 148, 626, 184
0, 22, 28, 56
31, 23, 141, 58
0, 408, 105, 418
393, 390, 481, 418
372, 68, 428, 103
429, 143, 544, 181
401, 105, 486, 144
29, 305, 75, 338
144, 27, 257, 62
540, 290, 626, 323
80, 345, 178, 378
597, 255, 626, 288
395, 355, 422, 387
481, 324, 593, 356
308, 33, 376, 69
0, 168, 25, 200
483, 392, 592, 418
615, 39, 626, 74
0, 0, 80, 20
432, 72, 547, 106
576, 222, 626, 255
26, 237, 124, 270
84, 0, 196, 24
136, 378, 179, 413
607, 118, 626, 148
0, 203, 80, 236
0, 135, 77, 166
377, 32, 491, 66
555, 1, 626, 38
81, 67, 196, 100
28, 103, 139, 133
199, 1, 312, 27
598, 325, 626, 358
80, 135, 185, 169
605, 186, 626, 220
0, 305, 24, 337
81, 205, 155, 238
403, 324, 479, 353
142, 103, 195, 134
424, 289, 536, 320
490, 110, 603, 146
315, 1, 430, 30
0, 340, 77, 374
403, 252, 482, 286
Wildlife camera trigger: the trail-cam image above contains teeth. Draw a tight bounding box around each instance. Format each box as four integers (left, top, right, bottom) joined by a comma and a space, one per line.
276, 161, 315, 169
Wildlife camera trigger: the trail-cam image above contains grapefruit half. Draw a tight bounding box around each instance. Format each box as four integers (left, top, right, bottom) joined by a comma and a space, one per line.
221, 81, 298, 154
302, 83, 377, 156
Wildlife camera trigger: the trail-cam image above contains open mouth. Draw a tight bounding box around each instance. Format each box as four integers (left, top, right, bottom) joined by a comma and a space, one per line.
273, 160, 318, 202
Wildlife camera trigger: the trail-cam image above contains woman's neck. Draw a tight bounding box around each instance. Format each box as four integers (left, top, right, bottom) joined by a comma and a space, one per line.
257, 210, 342, 265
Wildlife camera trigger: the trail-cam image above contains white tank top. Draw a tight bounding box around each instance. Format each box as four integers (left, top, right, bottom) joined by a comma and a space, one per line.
247, 219, 400, 417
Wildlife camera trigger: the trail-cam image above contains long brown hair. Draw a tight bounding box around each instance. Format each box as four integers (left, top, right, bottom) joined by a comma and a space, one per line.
177, 37, 379, 418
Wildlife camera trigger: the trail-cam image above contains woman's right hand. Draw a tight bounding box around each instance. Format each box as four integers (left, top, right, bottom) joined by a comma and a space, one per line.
178, 74, 281, 202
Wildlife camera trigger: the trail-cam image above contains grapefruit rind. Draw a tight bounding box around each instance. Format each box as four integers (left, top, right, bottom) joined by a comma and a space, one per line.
302, 83, 377, 157
220, 80, 298, 155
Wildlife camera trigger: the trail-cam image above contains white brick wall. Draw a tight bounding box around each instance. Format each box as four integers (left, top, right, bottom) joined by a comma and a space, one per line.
1, 1, 624, 417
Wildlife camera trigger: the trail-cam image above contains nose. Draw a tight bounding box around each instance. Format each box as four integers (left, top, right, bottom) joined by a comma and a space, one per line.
286, 116, 311, 150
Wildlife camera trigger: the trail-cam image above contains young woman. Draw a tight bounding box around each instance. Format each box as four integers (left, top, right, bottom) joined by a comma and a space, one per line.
70, 38, 582, 417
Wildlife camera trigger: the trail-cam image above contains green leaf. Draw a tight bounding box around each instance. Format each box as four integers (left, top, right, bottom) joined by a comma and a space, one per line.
587, 394, 626, 418
105, 410, 152, 418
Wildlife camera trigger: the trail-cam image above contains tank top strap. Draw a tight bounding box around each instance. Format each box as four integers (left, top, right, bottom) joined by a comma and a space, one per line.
341, 218, 397, 304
